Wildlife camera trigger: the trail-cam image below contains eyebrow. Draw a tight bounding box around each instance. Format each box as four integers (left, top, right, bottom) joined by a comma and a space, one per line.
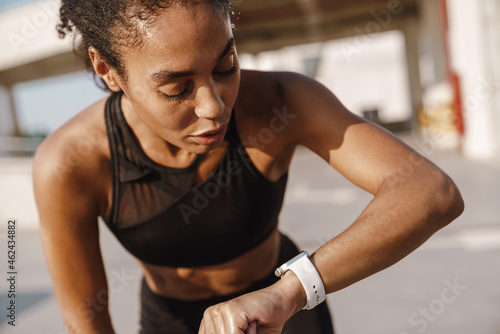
218, 37, 235, 60
151, 37, 235, 82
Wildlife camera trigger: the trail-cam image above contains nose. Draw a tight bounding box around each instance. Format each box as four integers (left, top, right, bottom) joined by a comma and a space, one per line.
194, 82, 225, 120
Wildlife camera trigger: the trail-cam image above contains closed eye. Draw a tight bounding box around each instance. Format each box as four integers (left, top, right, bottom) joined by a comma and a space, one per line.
214, 53, 238, 77
161, 53, 238, 102
215, 65, 238, 77
162, 81, 194, 102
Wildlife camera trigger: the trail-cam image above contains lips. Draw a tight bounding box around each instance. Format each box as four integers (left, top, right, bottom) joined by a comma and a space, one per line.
195, 127, 225, 137
191, 124, 228, 146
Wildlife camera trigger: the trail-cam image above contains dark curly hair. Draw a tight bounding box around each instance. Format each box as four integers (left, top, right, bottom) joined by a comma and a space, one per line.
57, 0, 232, 91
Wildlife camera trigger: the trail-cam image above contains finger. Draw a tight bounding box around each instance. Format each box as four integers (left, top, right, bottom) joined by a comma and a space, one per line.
201, 308, 219, 334
198, 318, 205, 334
202, 305, 232, 334
245, 321, 257, 334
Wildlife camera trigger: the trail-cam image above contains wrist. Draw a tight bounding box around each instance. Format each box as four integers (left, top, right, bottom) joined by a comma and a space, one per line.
274, 250, 326, 310
274, 269, 307, 315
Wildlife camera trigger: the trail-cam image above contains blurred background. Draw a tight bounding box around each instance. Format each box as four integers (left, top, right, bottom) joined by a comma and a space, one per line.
0, 0, 499, 333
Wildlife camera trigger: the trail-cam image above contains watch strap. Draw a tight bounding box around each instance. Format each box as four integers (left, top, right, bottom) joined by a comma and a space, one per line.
276, 251, 326, 310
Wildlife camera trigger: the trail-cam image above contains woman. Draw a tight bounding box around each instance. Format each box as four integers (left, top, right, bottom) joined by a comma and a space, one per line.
33, 0, 464, 333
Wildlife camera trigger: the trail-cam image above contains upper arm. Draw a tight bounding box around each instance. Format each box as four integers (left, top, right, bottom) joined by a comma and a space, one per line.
33, 131, 113, 331
280, 72, 442, 195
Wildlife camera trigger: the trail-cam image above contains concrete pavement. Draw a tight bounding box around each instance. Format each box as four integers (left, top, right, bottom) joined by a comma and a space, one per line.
0, 136, 499, 334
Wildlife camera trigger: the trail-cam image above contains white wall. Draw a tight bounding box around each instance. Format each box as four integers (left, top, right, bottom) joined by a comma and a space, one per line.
317, 31, 412, 123
240, 30, 413, 124
447, 0, 500, 158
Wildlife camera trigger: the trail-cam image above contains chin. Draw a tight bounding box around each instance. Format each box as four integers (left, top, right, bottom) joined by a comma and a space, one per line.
184, 141, 222, 154
195, 141, 225, 153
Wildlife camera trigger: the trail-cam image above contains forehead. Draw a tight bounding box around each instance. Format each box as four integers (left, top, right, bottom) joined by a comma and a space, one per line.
125, 4, 232, 72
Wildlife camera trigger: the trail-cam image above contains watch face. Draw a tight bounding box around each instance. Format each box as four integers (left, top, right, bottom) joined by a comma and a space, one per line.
287, 251, 308, 266
275, 251, 308, 277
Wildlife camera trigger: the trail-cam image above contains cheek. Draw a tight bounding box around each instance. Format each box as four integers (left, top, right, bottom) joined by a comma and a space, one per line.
135, 98, 193, 134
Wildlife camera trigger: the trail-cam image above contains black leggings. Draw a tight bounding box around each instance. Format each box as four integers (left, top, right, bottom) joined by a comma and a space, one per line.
139, 233, 335, 334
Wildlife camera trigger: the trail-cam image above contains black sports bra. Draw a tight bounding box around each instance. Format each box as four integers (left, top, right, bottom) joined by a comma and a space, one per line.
103, 91, 288, 267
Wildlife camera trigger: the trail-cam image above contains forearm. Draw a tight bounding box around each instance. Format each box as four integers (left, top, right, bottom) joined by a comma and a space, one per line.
40, 229, 116, 334
316, 169, 462, 293
51, 271, 116, 334
61, 311, 115, 334
284, 168, 463, 306
53, 278, 116, 334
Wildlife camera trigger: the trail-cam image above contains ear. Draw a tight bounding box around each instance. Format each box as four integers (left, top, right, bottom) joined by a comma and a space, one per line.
88, 46, 122, 92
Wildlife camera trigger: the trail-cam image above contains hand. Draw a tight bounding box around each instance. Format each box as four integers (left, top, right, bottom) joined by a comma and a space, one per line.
198, 272, 306, 334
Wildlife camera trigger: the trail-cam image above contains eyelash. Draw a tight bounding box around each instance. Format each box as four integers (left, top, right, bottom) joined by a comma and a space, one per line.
162, 65, 238, 102
163, 88, 191, 102
218, 65, 238, 77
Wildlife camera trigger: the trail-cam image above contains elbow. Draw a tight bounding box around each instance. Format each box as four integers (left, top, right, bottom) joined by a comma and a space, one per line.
428, 171, 464, 229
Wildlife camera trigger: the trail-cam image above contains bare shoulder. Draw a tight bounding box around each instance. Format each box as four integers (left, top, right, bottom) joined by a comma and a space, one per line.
238, 69, 318, 100
237, 70, 308, 113
33, 96, 112, 217
237, 70, 338, 144
236, 70, 306, 146
237, 69, 330, 118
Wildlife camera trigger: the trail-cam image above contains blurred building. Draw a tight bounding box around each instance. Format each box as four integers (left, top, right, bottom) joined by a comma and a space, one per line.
0, 0, 499, 159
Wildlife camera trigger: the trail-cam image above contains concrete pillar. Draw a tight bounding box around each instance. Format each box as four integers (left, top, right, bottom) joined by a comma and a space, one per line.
416, 0, 448, 87
447, 0, 497, 158
0, 86, 21, 137
402, 19, 424, 129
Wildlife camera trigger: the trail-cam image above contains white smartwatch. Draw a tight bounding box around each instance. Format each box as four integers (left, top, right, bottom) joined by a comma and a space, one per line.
274, 251, 326, 310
